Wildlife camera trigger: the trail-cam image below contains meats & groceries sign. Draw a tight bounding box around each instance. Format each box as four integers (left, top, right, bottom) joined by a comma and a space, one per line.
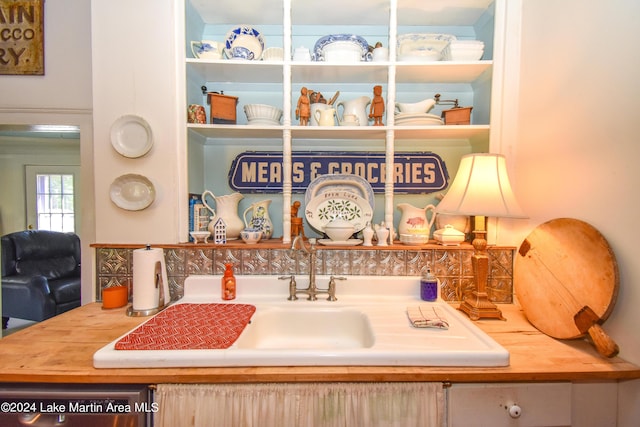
228, 151, 449, 194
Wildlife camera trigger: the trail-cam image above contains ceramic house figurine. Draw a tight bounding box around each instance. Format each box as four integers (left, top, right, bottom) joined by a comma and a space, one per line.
212, 217, 227, 244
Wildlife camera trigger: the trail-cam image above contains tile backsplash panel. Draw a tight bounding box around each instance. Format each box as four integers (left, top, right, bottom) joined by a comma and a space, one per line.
96, 246, 514, 304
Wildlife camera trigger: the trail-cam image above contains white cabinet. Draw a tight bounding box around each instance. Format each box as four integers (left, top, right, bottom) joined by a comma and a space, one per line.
447, 382, 618, 427
448, 382, 572, 426
183, 0, 508, 241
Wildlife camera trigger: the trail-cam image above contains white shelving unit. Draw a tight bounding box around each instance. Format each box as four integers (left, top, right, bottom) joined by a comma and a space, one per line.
184, 0, 503, 242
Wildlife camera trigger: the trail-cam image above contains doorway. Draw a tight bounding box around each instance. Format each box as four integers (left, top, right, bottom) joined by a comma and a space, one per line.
25, 164, 81, 232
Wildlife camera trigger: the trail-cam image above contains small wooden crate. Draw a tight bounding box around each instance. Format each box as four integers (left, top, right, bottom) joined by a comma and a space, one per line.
207, 93, 238, 124
442, 106, 473, 125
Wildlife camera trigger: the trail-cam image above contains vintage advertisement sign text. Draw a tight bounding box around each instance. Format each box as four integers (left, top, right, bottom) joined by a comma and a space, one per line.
0, 0, 44, 75
228, 151, 449, 194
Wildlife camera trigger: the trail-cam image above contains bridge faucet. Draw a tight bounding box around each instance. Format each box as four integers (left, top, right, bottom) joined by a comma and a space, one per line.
284, 237, 345, 301
289, 235, 318, 300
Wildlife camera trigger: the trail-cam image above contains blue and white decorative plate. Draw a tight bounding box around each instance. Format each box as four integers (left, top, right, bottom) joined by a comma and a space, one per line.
223, 25, 265, 60
312, 34, 371, 62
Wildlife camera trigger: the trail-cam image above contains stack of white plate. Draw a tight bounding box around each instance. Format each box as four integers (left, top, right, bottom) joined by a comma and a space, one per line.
394, 113, 444, 126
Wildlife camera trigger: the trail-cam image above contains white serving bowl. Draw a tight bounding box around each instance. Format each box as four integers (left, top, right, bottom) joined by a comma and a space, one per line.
324, 218, 355, 241
446, 47, 484, 61
399, 233, 430, 245
243, 104, 283, 123
240, 229, 262, 244
397, 48, 442, 62
444, 40, 485, 61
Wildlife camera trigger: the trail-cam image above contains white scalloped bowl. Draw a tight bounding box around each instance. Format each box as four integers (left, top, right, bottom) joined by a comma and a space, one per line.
243, 104, 283, 123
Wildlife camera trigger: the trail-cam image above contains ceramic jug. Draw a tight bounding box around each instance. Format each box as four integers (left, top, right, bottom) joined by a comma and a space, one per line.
202, 191, 244, 239
314, 107, 336, 126
243, 199, 273, 239
397, 203, 437, 236
336, 96, 371, 126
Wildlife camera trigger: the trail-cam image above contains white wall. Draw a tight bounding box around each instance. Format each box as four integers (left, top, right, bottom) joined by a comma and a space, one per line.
0, 0, 95, 304
511, 0, 640, 422
90, 0, 186, 244
0, 0, 92, 110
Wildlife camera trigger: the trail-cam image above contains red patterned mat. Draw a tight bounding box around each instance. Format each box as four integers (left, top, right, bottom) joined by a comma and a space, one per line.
115, 303, 256, 350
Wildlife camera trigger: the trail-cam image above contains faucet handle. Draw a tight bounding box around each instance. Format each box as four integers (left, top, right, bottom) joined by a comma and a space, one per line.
279, 275, 298, 301
327, 276, 346, 301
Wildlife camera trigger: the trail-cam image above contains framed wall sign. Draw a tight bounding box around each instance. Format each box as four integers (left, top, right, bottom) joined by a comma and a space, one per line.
0, 0, 44, 75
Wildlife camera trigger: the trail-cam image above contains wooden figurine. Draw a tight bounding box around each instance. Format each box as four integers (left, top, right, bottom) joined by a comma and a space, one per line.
290, 201, 305, 238
296, 87, 311, 126
369, 85, 385, 126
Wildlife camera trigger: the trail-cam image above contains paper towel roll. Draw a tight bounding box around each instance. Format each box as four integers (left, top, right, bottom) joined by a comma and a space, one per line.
132, 247, 169, 311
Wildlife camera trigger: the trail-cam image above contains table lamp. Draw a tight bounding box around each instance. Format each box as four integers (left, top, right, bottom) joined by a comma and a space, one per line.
437, 153, 526, 320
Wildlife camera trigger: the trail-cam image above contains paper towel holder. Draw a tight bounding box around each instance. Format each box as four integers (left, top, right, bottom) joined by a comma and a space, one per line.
127, 246, 171, 317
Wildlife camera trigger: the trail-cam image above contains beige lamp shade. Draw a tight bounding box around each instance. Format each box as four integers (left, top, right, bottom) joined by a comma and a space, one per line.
437, 153, 527, 219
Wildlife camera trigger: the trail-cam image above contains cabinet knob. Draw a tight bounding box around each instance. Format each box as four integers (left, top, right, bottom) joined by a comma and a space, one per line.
508, 404, 522, 418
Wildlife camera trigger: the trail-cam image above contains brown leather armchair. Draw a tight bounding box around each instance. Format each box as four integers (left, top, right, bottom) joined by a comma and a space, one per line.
1, 230, 81, 329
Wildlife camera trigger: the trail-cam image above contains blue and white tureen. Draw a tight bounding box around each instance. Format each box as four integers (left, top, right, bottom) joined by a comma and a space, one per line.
312, 34, 372, 62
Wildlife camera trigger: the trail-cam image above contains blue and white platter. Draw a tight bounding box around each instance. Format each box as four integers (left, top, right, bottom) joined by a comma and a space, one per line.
312, 34, 371, 62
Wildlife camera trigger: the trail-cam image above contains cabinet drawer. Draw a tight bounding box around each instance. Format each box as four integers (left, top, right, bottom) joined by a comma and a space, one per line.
448, 382, 571, 427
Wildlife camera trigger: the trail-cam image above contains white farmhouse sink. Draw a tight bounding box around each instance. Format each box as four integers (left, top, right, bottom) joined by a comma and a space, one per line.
93, 275, 509, 368
234, 307, 375, 350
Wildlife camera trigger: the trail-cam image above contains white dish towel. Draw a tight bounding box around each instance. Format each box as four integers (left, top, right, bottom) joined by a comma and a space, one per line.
406, 306, 450, 329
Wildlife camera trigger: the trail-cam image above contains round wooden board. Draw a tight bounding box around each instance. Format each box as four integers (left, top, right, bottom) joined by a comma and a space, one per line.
514, 218, 619, 339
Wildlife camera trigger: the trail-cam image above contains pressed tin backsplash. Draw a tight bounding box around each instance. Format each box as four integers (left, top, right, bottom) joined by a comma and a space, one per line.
95, 245, 514, 304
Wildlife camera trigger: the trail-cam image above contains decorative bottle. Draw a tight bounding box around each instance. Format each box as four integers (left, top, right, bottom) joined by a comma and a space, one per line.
221, 263, 236, 300
420, 265, 439, 302
362, 221, 374, 246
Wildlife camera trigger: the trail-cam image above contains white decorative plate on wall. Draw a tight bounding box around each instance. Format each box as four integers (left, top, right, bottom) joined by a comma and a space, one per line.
109, 174, 156, 211
110, 115, 153, 158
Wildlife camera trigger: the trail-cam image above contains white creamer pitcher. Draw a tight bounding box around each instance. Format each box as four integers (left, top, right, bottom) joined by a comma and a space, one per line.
336, 96, 371, 126
314, 107, 336, 126
202, 191, 244, 240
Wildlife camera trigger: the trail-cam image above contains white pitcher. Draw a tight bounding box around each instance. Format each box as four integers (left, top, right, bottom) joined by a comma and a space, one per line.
397, 203, 437, 236
202, 191, 244, 240
314, 107, 336, 126
336, 96, 371, 126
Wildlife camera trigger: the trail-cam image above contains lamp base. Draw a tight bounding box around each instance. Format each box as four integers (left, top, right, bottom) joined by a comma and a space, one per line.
458, 291, 505, 321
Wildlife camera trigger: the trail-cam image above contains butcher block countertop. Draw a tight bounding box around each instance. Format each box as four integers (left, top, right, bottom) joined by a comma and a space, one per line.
0, 303, 638, 385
